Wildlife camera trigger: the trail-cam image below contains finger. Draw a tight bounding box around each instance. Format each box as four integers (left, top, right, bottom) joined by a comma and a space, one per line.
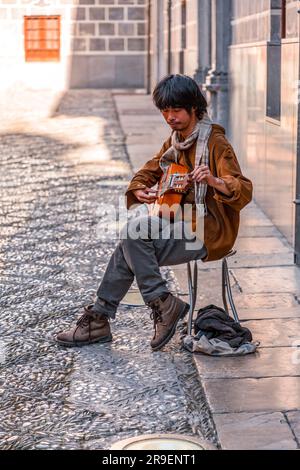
145, 188, 158, 195
195, 167, 209, 175
191, 168, 202, 177
192, 164, 208, 172
138, 196, 157, 203
198, 176, 209, 183
194, 165, 209, 172
138, 191, 155, 199
140, 199, 157, 204
194, 174, 208, 183
191, 170, 205, 180
144, 193, 158, 200
193, 169, 210, 177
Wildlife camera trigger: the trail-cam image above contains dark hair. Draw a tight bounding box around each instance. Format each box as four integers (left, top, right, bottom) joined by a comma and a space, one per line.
152, 74, 207, 120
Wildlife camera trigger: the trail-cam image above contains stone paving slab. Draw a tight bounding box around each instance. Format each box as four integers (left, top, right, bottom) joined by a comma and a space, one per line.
213, 412, 298, 450
286, 411, 300, 444
126, 134, 167, 145
242, 318, 300, 347
232, 306, 300, 320
233, 292, 299, 311
242, 213, 274, 226
123, 141, 166, 174
238, 224, 288, 238
219, 253, 294, 268
234, 236, 292, 254
194, 347, 300, 379
231, 266, 300, 293
203, 376, 300, 413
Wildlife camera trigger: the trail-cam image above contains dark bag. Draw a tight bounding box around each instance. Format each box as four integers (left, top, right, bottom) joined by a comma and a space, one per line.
194, 304, 252, 348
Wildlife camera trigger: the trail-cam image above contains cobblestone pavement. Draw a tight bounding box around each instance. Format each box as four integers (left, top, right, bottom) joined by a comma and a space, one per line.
0, 90, 217, 450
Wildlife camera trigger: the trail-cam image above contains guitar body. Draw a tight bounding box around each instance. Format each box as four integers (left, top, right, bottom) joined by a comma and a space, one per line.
151, 162, 192, 221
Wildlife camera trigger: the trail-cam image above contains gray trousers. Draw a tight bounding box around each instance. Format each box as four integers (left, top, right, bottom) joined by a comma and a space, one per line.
96, 215, 207, 318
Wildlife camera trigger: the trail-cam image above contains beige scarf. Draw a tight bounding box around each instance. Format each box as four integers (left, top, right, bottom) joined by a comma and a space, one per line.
159, 112, 213, 215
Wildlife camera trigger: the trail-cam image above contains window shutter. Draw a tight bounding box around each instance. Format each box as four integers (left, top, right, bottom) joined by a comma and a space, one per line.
24, 15, 60, 62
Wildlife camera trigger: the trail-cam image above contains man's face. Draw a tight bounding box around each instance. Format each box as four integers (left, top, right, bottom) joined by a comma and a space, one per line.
161, 106, 196, 131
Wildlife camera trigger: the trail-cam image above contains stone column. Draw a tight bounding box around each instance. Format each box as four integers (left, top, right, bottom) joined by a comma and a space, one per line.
193, 0, 211, 86
203, 0, 231, 130
156, 0, 166, 80
149, 0, 166, 90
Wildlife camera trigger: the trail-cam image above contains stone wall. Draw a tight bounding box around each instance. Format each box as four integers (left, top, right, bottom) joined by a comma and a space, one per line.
285, 0, 299, 39
231, 0, 299, 44
70, 0, 146, 57
231, 0, 276, 44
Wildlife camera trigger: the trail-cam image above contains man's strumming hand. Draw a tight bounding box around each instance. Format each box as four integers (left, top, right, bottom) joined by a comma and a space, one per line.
132, 188, 158, 204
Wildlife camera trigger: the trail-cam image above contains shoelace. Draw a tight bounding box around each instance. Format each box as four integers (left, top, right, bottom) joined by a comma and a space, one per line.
76, 309, 93, 328
149, 304, 163, 326
74, 308, 95, 342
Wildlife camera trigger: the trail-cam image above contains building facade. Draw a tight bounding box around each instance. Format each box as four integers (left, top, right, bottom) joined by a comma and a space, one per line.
0, 0, 147, 89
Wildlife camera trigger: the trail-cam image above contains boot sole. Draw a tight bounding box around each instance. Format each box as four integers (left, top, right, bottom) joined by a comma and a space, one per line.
151, 302, 189, 352
56, 334, 113, 348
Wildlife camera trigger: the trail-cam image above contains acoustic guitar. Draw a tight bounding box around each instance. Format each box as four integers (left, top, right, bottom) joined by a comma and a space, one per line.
150, 162, 192, 220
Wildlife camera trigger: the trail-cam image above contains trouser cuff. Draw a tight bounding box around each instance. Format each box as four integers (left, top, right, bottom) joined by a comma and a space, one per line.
92, 297, 116, 319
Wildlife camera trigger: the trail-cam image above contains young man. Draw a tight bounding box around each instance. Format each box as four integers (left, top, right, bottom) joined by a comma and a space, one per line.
56, 74, 253, 351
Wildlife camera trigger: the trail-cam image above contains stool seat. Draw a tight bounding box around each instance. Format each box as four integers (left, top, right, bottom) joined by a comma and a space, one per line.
186, 249, 239, 336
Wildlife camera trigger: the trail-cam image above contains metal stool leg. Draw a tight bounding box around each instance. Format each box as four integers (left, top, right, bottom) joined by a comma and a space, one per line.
187, 260, 198, 336
222, 255, 239, 323
186, 251, 239, 337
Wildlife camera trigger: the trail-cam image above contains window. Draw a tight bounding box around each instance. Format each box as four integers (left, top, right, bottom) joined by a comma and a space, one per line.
266, 1, 286, 121
266, 44, 281, 121
281, 0, 286, 39
24, 15, 60, 62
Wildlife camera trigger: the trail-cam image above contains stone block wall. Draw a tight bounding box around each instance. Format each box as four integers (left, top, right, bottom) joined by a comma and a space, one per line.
231, 0, 299, 44
71, 0, 147, 56
285, 0, 299, 39
231, 0, 277, 44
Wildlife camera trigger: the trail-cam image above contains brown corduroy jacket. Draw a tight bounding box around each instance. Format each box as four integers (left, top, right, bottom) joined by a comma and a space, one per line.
125, 124, 253, 262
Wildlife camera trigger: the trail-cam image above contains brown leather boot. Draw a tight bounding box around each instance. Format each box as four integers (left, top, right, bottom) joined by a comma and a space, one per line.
147, 294, 189, 351
56, 305, 112, 347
